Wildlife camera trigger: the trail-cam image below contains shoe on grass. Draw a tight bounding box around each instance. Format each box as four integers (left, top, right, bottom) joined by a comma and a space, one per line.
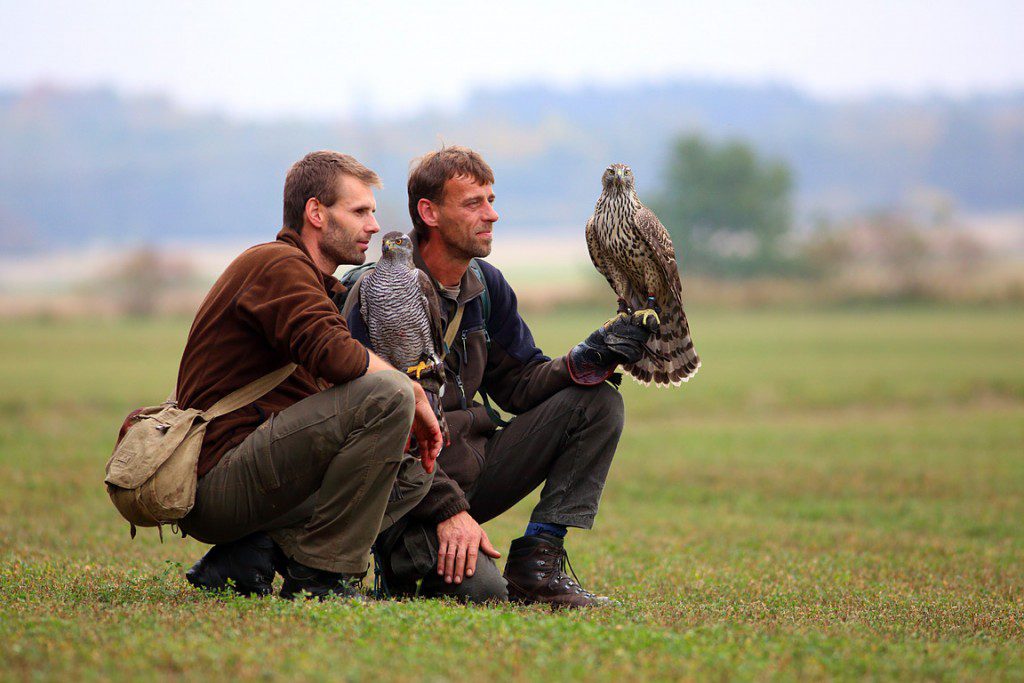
503, 533, 614, 608
279, 558, 368, 602
185, 531, 285, 597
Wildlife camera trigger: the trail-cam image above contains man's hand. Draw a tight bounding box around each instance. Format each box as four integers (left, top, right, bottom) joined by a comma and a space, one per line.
566, 313, 657, 385
411, 382, 442, 474
436, 511, 501, 584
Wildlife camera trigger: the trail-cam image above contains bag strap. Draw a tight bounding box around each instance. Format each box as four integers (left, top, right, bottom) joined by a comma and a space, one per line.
201, 362, 298, 421
468, 259, 490, 324
442, 304, 466, 352
340, 266, 372, 319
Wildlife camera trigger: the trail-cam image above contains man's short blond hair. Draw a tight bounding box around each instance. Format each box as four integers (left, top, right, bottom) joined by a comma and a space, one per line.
283, 151, 382, 232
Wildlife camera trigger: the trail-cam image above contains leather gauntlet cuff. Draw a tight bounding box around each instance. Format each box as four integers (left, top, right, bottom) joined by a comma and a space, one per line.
566, 316, 654, 386
565, 340, 617, 386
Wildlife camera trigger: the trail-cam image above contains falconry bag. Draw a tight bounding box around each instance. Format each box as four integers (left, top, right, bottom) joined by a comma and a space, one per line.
104, 363, 297, 536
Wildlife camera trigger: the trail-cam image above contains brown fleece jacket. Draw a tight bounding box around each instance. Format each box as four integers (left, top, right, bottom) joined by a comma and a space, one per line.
176, 227, 369, 477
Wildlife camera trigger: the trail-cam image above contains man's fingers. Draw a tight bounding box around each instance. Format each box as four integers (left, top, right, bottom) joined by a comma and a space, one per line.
437, 541, 449, 575
480, 531, 501, 558
420, 446, 436, 474
466, 544, 479, 578
427, 424, 443, 460
417, 433, 436, 474
443, 541, 457, 583
453, 545, 467, 584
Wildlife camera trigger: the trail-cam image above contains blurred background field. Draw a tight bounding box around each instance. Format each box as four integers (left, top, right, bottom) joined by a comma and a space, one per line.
2, 1, 1024, 680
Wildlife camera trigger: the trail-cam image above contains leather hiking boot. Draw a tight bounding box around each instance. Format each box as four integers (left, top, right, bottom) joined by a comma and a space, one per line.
503, 533, 613, 608
185, 532, 285, 597
279, 558, 368, 602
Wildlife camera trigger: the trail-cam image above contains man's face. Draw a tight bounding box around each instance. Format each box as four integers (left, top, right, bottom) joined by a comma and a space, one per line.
320, 174, 379, 267
431, 175, 499, 259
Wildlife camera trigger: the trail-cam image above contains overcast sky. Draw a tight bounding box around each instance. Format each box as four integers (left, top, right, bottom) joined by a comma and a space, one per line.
2, 0, 1022, 119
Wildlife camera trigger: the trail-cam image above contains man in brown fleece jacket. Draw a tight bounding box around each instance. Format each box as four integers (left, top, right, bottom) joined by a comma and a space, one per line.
178, 151, 443, 600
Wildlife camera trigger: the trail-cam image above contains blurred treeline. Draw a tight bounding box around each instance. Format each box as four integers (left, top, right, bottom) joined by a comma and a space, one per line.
652, 135, 1023, 304
1, 82, 1022, 315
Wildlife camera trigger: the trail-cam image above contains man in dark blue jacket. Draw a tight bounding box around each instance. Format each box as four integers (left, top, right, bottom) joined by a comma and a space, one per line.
343, 146, 653, 607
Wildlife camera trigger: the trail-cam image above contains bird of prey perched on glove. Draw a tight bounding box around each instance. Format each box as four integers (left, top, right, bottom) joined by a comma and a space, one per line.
359, 231, 449, 443
585, 163, 701, 386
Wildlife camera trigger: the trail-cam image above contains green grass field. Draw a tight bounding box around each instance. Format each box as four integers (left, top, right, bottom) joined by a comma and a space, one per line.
1, 306, 1022, 680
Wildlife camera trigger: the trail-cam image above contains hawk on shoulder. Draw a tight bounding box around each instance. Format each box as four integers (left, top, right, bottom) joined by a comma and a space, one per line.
359, 231, 449, 440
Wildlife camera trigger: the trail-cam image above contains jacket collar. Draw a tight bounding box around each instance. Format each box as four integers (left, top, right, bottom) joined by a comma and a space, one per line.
411, 233, 484, 305
275, 225, 343, 294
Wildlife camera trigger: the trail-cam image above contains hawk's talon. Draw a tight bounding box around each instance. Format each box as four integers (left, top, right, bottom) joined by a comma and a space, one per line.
633, 308, 661, 328
405, 360, 432, 379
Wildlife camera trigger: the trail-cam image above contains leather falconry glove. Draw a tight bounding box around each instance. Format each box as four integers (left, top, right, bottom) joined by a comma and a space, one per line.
566, 313, 657, 386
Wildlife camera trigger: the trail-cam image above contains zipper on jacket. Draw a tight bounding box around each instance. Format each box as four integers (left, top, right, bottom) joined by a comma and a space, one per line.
449, 329, 468, 410
450, 322, 485, 411
455, 373, 467, 410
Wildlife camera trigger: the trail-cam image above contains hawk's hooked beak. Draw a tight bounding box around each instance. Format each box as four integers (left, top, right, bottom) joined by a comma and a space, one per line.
382, 239, 394, 252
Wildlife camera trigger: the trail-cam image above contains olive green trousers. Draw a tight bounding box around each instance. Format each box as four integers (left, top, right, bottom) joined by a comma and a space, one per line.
181, 370, 433, 574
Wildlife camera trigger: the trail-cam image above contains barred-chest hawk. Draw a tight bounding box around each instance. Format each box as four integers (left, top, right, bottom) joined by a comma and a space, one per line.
585, 163, 700, 386
359, 231, 449, 441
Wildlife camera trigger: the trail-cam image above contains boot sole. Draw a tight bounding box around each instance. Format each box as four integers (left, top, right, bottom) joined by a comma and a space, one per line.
505, 579, 609, 609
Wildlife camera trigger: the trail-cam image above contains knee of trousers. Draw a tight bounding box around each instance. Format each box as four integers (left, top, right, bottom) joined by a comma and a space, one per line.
561, 382, 625, 433
456, 559, 508, 604
360, 369, 416, 428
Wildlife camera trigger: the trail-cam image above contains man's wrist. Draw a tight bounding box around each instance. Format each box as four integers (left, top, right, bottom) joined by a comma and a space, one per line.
433, 499, 470, 524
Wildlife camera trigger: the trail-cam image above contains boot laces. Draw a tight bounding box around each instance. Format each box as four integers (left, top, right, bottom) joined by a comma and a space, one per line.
551, 547, 595, 598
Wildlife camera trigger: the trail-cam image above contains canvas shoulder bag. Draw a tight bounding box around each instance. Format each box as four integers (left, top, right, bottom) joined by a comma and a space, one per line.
104, 362, 297, 536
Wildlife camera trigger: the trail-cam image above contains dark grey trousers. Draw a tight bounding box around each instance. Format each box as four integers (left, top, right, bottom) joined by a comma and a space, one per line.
181, 370, 432, 575
386, 382, 625, 603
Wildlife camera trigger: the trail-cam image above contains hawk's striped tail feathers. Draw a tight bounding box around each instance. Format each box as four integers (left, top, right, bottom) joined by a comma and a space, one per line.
623, 301, 700, 387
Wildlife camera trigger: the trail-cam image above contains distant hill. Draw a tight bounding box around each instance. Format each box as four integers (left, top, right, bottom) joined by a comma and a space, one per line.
1, 82, 1022, 251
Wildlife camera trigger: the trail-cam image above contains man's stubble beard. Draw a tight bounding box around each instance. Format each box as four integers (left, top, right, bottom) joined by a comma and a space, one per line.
321, 212, 365, 267
440, 226, 492, 260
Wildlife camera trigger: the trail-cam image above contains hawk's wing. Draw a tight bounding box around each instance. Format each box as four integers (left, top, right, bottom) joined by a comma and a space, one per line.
417, 268, 444, 356
633, 205, 684, 308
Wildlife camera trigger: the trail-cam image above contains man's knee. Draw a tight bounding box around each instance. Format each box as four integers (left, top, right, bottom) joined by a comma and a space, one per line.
560, 383, 625, 432
335, 369, 416, 434
368, 368, 416, 414
452, 557, 508, 604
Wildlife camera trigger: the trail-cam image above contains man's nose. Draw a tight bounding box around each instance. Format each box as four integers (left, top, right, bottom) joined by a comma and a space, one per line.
485, 204, 499, 223
367, 215, 380, 233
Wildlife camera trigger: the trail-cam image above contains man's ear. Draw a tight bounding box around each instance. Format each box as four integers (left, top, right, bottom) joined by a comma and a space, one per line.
417, 198, 440, 228
305, 197, 325, 231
